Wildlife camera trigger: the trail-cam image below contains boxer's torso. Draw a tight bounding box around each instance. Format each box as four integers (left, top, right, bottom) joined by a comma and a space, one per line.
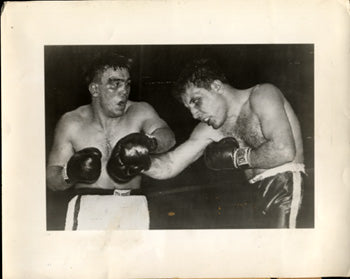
219, 85, 304, 179
68, 102, 144, 190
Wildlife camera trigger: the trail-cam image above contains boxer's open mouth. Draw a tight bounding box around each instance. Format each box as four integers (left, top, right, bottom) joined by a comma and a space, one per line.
203, 117, 210, 124
117, 100, 127, 106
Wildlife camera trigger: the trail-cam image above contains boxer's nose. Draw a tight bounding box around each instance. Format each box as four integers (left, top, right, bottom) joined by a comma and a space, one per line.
118, 87, 129, 98
189, 107, 200, 119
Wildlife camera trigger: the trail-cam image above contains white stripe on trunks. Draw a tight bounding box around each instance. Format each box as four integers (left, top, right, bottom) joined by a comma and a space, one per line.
289, 171, 302, 228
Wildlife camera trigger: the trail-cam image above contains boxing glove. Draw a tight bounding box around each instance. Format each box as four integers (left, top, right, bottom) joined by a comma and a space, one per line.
107, 133, 158, 183
65, 147, 102, 184
204, 137, 252, 170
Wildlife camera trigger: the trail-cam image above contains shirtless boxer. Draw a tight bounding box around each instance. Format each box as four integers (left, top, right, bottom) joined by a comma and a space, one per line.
144, 58, 305, 228
46, 53, 175, 230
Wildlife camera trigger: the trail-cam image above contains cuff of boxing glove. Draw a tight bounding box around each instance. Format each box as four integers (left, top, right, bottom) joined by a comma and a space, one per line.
233, 147, 252, 169
62, 164, 72, 184
146, 134, 158, 153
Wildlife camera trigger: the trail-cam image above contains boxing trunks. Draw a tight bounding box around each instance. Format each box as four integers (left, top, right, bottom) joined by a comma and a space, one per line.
249, 163, 305, 228
65, 188, 149, 230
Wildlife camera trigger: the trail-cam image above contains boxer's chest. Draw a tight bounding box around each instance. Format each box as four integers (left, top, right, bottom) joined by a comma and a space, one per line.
72, 118, 142, 159
221, 107, 266, 148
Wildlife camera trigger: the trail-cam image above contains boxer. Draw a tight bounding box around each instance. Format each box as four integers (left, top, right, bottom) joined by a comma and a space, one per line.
144, 58, 305, 228
47, 53, 175, 230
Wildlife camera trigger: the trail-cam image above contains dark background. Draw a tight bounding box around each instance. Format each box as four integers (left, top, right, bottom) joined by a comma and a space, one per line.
45, 45, 314, 230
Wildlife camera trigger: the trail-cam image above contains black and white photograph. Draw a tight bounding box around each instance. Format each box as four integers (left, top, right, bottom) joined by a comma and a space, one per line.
4, 1, 349, 278
45, 44, 314, 230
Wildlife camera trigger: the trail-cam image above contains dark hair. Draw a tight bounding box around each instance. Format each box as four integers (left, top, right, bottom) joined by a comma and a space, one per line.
85, 52, 133, 85
173, 58, 228, 100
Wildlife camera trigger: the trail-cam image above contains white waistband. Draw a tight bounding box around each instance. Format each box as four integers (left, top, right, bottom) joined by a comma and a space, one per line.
113, 189, 132, 196
249, 162, 305, 184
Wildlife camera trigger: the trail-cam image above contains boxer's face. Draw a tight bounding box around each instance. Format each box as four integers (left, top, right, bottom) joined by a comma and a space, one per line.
182, 82, 227, 129
91, 67, 131, 117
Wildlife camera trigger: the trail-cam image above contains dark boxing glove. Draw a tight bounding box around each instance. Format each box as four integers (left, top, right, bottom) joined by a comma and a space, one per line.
64, 147, 102, 184
204, 137, 252, 170
106, 133, 158, 183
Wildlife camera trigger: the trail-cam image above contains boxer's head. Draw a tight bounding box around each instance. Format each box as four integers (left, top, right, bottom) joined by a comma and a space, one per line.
87, 53, 133, 117
174, 58, 228, 98
174, 59, 229, 129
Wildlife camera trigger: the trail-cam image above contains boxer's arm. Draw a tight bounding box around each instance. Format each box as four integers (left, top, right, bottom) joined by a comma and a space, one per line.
140, 102, 176, 153
144, 123, 223, 179
249, 84, 296, 168
46, 115, 75, 191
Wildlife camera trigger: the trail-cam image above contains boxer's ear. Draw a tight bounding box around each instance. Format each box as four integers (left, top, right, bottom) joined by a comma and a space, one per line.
89, 83, 99, 97
210, 80, 223, 93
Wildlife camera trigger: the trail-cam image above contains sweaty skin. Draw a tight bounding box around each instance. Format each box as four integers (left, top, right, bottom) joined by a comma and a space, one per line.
145, 82, 303, 180
47, 67, 175, 191
225, 84, 303, 179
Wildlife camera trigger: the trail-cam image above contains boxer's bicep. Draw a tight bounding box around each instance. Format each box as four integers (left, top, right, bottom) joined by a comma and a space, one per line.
190, 122, 224, 142
47, 116, 75, 167
139, 102, 176, 152
146, 137, 211, 179
250, 85, 296, 165
140, 102, 169, 133
47, 116, 76, 190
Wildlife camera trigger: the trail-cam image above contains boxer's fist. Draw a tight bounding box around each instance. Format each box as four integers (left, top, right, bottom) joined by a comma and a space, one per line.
205, 137, 252, 170
107, 133, 157, 183
204, 137, 239, 170
66, 147, 102, 184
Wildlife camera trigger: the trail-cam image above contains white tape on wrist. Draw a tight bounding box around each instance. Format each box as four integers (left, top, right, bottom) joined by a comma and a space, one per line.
233, 147, 252, 169
145, 133, 158, 152
62, 164, 70, 183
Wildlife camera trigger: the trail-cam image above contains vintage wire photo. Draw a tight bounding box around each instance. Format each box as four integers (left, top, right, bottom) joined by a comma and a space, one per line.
45, 45, 314, 230
3, 1, 349, 278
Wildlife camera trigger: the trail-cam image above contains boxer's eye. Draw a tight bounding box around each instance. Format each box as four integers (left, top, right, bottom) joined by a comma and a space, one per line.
108, 79, 131, 89
191, 98, 201, 107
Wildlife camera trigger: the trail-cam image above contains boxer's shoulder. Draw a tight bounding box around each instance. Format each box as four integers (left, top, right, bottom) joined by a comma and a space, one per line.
250, 83, 282, 99
63, 105, 92, 120
58, 105, 91, 132
248, 83, 284, 111
125, 101, 157, 117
